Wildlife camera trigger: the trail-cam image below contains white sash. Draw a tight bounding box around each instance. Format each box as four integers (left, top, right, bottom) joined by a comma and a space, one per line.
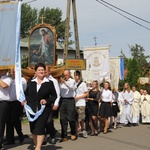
15, 1, 45, 122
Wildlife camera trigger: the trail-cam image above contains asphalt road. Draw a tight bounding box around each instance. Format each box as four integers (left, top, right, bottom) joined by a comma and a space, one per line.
3, 121, 150, 150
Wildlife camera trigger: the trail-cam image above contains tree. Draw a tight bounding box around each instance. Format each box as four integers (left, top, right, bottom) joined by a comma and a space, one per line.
119, 44, 150, 90
21, 4, 38, 38
129, 44, 150, 76
125, 58, 142, 88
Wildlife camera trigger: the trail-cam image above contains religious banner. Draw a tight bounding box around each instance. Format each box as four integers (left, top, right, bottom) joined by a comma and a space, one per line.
0, 1, 19, 69
120, 58, 124, 80
28, 23, 56, 67
82, 46, 110, 83
110, 57, 120, 90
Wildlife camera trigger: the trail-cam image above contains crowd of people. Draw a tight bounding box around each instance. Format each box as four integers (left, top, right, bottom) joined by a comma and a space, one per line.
0, 62, 150, 150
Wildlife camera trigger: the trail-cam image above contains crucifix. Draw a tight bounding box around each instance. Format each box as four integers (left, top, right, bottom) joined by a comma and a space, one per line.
40, 15, 45, 24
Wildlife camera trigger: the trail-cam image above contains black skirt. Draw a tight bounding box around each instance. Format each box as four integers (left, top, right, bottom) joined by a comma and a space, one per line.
87, 101, 98, 117
112, 102, 120, 117
29, 107, 51, 135
99, 102, 112, 118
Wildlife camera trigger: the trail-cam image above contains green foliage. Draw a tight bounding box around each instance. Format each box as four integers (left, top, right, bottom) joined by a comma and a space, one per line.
21, 4, 38, 38
21, 55, 28, 69
125, 58, 142, 88
119, 44, 149, 90
129, 44, 150, 76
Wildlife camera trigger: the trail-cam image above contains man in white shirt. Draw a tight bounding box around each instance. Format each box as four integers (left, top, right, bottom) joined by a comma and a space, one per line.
74, 70, 88, 138
0, 69, 12, 149
44, 66, 60, 144
59, 70, 77, 142
4, 69, 27, 145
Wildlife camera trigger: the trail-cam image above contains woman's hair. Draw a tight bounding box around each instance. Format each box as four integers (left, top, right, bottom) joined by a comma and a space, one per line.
123, 83, 131, 93
92, 80, 99, 91
104, 81, 111, 90
112, 88, 117, 93
35, 63, 46, 71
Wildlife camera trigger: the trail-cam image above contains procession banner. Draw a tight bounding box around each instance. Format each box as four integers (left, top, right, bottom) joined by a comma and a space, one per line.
0, 1, 19, 69
120, 58, 124, 80
82, 46, 110, 83
110, 57, 120, 90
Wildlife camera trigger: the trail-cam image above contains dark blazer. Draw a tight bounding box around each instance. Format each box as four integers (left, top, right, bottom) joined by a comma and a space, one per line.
25, 78, 57, 112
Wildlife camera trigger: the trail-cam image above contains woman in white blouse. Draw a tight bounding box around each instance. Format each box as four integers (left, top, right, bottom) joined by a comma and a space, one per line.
99, 82, 112, 134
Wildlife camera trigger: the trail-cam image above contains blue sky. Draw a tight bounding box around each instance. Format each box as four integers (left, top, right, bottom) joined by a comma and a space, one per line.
23, 0, 150, 60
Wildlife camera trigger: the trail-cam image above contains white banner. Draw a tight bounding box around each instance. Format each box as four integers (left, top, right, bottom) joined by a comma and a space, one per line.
82, 46, 110, 83
110, 57, 120, 90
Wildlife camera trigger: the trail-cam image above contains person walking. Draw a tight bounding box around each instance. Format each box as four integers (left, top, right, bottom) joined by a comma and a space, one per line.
44, 66, 60, 144
131, 86, 141, 126
0, 69, 12, 149
99, 81, 112, 134
140, 90, 150, 124
5, 68, 27, 145
112, 88, 120, 129
74, 70, 88, 138
22, 63, 57, 150
121, 83, 134, 127
87, 80, 100, 136
59, 70, 77, 142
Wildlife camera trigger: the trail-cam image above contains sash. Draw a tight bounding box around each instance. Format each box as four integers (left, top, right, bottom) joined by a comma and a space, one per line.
24, 104, 45, 122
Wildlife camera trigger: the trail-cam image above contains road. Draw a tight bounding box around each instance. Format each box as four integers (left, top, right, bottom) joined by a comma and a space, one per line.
4, 121, 150, 150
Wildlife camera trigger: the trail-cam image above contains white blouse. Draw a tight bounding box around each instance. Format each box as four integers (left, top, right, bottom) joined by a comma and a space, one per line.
101, 89, 112, 102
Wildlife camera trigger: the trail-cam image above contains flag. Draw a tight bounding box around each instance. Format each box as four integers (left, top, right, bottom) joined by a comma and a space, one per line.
120, 58, 124, 80
0, 1, 19, 69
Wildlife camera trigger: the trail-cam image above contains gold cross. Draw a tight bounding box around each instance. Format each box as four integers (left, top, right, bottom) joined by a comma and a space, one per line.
40, 15, 45, 24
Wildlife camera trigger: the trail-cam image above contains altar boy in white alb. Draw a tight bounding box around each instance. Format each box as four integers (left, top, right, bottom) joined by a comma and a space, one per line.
140, 90, 150, 123
131, 86, 141, 125
121, 83, 134, 126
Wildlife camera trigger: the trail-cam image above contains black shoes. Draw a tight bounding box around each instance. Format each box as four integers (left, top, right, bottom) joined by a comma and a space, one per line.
51, 138, 56, 144
0, 143, 4, 150
19, 134, 24, 144
124, 123, 132, 127
42, 139, 47, 145
3, 141, 15, 145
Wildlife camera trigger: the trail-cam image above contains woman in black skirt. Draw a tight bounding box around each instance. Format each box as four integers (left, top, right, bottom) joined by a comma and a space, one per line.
87, 80, 101, 135
99, 81, 112, 134
23, 63, 57, 150
112, 89, 120, 129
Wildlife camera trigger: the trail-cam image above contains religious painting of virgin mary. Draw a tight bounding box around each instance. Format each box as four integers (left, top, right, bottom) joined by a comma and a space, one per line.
29, 26, 56, 66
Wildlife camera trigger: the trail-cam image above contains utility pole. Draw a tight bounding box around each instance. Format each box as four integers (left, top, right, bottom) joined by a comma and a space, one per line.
63, 0, 80, 64
94, 36, 97, 46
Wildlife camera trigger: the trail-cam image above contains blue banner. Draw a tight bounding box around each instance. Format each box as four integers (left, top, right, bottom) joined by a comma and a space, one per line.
120, 58, 124, 80
0, 2, 19, 69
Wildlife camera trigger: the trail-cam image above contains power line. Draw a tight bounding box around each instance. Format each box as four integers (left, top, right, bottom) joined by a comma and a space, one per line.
96, 0, 150, 31
100, 0, 150, 24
